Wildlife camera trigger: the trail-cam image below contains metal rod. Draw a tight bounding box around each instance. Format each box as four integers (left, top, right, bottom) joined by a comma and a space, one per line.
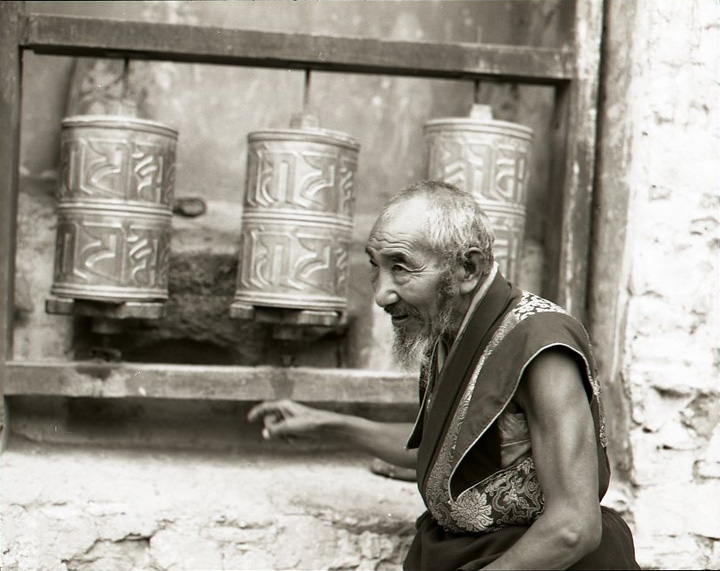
303, 69, 311, 113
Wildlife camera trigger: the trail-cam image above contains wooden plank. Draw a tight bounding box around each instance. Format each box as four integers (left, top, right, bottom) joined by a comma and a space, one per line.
5, 362, 418, 404
543, 83, 571, 307
586, 0, 638, 481
543, 0, 604, 320
19, 14, 573, 85
0, 2, 24, 451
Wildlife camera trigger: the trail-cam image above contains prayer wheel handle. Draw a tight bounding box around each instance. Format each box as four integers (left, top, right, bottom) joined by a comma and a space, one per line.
173, 196, 207, 218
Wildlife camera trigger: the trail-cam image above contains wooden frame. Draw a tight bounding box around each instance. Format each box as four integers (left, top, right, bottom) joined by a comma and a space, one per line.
0, 2, 604, 413
22, 13, 573, 84
544, 0, 604, 318
6, 362, 415, 403
0, 3, 24, 447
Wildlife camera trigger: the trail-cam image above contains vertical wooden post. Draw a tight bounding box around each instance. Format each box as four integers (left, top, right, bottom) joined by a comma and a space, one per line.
585, 0, 638, 483
0, 2, 24, 451
544, 0, 605, 321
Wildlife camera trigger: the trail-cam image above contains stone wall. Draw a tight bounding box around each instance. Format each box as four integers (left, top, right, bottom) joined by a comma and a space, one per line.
3, 444, 425, 571
592, 0, 720, 568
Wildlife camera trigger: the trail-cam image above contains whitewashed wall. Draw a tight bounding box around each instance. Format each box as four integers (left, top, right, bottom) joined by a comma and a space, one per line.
594, 1, 720, 568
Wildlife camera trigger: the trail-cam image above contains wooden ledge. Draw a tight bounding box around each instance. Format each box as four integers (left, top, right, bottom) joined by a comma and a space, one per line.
5, 361, 417, 403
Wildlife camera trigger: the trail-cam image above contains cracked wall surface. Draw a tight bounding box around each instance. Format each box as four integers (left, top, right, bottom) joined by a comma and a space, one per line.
594, 0, 720, 568
2, 444, 424, 571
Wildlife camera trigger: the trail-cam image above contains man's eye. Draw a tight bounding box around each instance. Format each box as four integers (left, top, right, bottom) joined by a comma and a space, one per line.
392, 264, 408, 273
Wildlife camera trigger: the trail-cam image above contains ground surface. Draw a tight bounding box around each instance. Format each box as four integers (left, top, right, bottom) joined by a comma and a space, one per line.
2, 441, 424, 571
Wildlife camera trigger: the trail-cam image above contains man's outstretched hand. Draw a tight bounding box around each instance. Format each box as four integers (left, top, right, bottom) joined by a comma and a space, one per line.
247, 400, 334, 441
248, 400, 417, 469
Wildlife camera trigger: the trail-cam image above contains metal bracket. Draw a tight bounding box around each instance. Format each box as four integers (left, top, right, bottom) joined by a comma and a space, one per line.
229, 302, 348, 340
46, 296, 166, 320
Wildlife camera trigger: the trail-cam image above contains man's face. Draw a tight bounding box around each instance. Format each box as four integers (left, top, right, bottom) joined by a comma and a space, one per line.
365, 198, 461, 368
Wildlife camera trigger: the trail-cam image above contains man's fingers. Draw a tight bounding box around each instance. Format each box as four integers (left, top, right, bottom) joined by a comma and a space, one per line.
247, 401, 282, 422
247, 400, 298, 422
261, 418, 298, 441
249, 402, 293, 440
247, 402, 274, 422
247, 400, 309, 443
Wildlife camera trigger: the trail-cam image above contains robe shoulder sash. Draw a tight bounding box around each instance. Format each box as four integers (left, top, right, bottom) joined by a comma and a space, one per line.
418, 286, 608, 505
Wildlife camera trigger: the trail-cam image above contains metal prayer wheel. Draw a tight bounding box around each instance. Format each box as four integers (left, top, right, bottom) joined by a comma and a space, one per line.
232, 118, 360, 317
424, 104, 533, 283
51, 115, 178, 303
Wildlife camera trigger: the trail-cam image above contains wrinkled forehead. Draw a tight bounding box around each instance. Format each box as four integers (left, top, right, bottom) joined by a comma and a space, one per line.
367, 198, 431, 252
371, 197, 430, 236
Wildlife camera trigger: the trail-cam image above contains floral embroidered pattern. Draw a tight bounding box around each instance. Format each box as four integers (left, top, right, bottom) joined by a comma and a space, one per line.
423, 290, 607, 533
449, 456, 545, 533
425, 307, 522, 531
514, 291, 567, 320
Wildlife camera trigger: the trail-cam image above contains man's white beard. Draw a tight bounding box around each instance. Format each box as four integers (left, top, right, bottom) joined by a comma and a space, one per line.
392, 327, 431, 371
392, 276, 460, 372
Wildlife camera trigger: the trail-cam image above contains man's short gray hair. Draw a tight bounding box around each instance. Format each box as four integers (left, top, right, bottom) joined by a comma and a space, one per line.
381, 180, 495, 275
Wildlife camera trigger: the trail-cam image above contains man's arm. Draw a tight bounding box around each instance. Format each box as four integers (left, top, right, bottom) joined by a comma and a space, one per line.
481, 348, 602, 570
247, 400, 418, 469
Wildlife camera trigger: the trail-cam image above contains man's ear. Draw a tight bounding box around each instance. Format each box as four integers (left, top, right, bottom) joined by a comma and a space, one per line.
457, 249, 486, 295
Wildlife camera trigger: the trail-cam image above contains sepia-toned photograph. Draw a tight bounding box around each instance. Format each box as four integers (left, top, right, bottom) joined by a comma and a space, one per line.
1, 1, 718, 570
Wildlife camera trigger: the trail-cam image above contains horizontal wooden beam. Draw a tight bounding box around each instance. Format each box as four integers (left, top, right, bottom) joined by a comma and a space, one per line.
5, 362, 417, 403
20, 14, 573, 85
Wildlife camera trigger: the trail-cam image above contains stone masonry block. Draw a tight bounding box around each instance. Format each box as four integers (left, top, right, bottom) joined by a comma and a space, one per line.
150, 528, 225, 571
3, 444, 423, 571
635, 532, 708, 571
67, 538, 152, 571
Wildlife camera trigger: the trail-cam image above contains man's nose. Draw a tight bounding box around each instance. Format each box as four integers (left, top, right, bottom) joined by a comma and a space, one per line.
373, 271, 399, 308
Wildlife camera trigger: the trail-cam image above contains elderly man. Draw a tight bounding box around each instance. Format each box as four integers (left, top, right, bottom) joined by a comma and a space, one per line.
248, 180, 639, 570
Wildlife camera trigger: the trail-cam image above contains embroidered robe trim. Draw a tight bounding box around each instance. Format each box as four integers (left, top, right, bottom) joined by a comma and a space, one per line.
411, 272, 608, 534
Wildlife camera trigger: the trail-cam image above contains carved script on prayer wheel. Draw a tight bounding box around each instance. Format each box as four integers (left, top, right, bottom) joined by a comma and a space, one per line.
233, 128, 360, 312
51, 115, 177, 302
424, 106, 533, 283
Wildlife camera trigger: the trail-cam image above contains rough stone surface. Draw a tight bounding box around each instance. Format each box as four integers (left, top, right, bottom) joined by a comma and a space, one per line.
1, 443, 424, 571
596, 0, 720, 568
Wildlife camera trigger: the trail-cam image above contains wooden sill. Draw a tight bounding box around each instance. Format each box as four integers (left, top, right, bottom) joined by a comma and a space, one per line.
5, 361, 417, 403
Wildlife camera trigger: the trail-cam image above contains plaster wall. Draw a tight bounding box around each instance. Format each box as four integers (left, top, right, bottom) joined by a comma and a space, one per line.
3, 443, 425, 571
592, 0, 720, 568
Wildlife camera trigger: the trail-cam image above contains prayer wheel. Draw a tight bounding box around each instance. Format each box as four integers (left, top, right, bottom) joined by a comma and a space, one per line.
232, 120, 360, 315
51, 115, 178, 302
424, 105, 533, 283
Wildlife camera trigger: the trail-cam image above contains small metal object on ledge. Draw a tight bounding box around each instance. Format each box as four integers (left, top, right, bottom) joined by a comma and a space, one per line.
173, 196, 207, 218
